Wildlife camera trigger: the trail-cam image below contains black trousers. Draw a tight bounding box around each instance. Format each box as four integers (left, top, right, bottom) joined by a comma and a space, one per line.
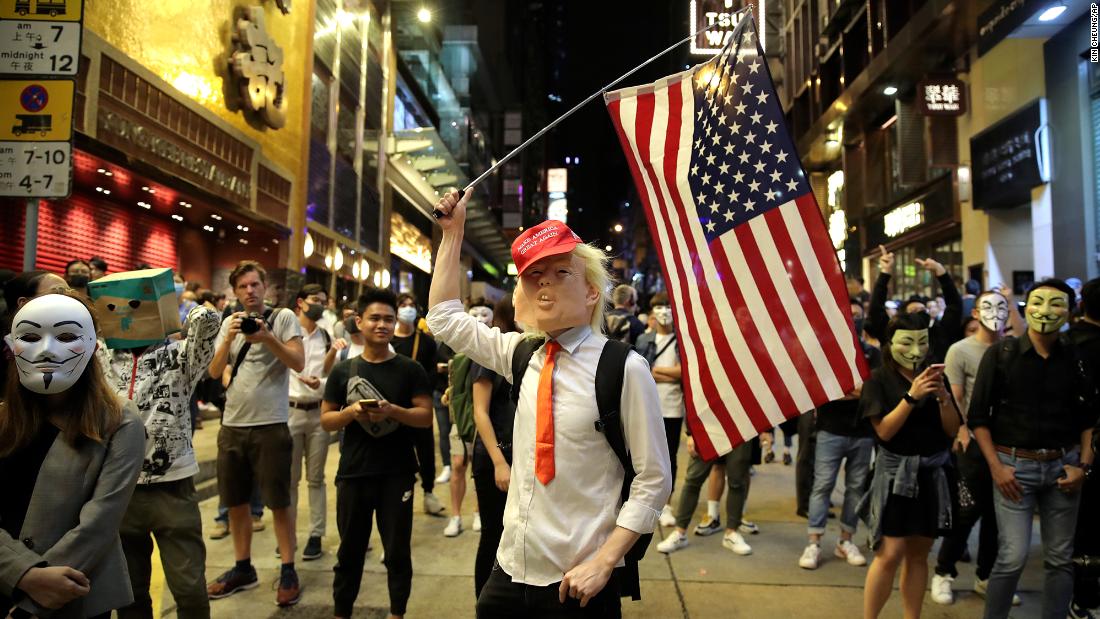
476, 562, 620, 619
663, 417, 683, 495
473, 472, 508, 598
1074, 473, 1100, 608
333, 474, 415, 617
413, 427, 435, 493
795, 412, 816, 515
935, 441, 997, 580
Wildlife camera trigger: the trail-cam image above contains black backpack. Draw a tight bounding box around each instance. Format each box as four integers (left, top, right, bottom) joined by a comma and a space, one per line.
509, 337, 650, 601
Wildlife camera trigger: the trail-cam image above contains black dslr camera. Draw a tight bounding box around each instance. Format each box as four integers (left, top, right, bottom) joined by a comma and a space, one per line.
239, 312, 264, 335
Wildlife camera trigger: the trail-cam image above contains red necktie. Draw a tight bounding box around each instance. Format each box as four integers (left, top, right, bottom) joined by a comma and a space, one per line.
535, 340, 562, 485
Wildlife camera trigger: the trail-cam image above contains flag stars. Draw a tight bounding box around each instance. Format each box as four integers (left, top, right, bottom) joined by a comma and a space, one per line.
765, 120, 778, 134
717, 113, 727, 126
769, 169, 782, 183
750, 111, 763, 124
724, 209, 736, 222
690, 164, 699, 176
732, 170, 745, 183
728, 189, 740, 202
723, 143, 735, 155
786, 178, 800, 192
748, 59, 761, 74
744, 131, 757, 144
752, 160, 766, 174
760, 141, 773, 154
723, 93, 732, 106
744, 199, 756, 211
718, 162, 730, 175
737, 152, 751, 164
701, 172, 712, 185
711, 133, 722, 146
741, 82, 754, 95
775, 150, 789, 163
766, 189, 778, 201
706, 220, 716, 233
755, 91, 770, 105
735, 102, 747, 115
705, 153, 717, 166
748, 179, 761, 193
730, 122, 742, 135
710, 200, 720, 213
713, 181, 725, 194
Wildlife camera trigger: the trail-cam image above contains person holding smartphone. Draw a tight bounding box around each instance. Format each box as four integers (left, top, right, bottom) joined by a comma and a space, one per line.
860, 312, 962, 619
320, 287, 433, 619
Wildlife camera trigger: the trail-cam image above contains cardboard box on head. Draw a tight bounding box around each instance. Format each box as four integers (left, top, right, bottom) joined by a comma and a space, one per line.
88, 268, 182, 349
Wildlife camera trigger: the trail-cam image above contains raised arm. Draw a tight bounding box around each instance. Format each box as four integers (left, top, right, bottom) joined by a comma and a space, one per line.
428, 190, 469, 309
182, 305, 221, 392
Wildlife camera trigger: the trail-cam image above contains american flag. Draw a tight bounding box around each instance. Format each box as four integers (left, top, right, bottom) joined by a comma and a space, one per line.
604, 16, 869, 460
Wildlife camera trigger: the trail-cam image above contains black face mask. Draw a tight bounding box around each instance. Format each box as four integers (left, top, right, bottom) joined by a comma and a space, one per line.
344, 316, 360, 334
304, 303, 324, 321
66, 274, 89, 289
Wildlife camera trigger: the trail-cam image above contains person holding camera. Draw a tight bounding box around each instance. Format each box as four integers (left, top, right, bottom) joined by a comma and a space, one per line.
860, 312, 961, 619
320, 287, 433, 619
205, 261, 305, 607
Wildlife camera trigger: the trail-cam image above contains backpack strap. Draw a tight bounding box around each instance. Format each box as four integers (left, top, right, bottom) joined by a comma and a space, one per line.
509, 337, 546, 402
593, 339, 649, 601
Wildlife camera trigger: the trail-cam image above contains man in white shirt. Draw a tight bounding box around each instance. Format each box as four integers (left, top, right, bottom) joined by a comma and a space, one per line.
289, 283, 334, 562
427, 191, 671, 617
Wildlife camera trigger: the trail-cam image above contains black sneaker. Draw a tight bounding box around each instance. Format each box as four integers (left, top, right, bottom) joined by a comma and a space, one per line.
207, 567, 259, 599
276, 568, 301, 607
302, 536, 323, 561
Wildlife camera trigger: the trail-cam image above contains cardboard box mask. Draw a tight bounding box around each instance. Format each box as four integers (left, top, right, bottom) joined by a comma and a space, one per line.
88, 268, 182, 348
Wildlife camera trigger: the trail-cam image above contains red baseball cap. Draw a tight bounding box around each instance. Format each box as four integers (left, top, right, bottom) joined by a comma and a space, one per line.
511, 220, 583, 275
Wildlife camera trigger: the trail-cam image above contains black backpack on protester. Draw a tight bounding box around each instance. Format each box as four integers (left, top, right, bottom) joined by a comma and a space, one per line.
509, 337, 651, 601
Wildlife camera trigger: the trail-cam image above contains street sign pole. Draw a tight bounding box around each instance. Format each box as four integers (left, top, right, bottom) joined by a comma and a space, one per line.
23, 196, 37, 271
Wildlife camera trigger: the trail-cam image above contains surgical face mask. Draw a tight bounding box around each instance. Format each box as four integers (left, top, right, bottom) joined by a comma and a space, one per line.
1025, 288, 1070, 334
653, 306, 673, 327
67, 274, 90, 289
468, 306, 494, 326
304, 302, 324, 322
344, 316, 360, 335
977, 293, 1009, 333
397, 306, 418, 325
4, 294, 97, 394
890, 328, 929, 371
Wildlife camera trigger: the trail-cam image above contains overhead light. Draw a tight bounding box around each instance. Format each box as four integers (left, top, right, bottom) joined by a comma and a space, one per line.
203, 225, 214, 232
97, 168, 105, 173
352, 261, 361, 279
95, 186, 104, 192
137, 201, 151, 209
417, 7, 431, 23
1038, 3, 1066, 21
242, 226, 249, 232
303, 231, 314, 258
883, 85, 898, 96
171, 214, 184, 222
333, 247, 344, 270
102, 189, 111, 195
605, 245, 613, 252
239, 238, 248, 244
211, 214, 222, 221
613, 223, 623, 233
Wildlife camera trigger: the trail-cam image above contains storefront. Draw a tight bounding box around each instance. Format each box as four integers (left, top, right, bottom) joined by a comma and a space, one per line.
863, 174, 963, 299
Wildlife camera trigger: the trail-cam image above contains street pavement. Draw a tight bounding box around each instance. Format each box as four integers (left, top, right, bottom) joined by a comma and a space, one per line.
157, 419, 1051, 618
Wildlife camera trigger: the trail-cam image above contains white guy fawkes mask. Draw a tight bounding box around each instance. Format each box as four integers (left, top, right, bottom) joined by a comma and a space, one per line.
977, 293, 1009, 333
469, 306, 494, 326
4, 294, 97, 394
653, 306, 673, 327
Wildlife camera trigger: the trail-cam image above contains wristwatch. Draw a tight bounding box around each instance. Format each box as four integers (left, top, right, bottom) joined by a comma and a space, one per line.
1080, 462, 1094, 480
902, 392, 918, 405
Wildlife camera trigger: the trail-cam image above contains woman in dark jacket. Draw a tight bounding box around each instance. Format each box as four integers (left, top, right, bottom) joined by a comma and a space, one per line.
0, 292, 145, 619
861, 311, 961, 619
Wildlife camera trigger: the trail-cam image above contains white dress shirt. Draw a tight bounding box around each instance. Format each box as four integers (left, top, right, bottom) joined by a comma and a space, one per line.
289, 322, 329, 402
427, 300, 671, 586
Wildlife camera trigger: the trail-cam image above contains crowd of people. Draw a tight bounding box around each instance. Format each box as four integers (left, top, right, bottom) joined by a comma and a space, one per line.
0, 196, 1098, 619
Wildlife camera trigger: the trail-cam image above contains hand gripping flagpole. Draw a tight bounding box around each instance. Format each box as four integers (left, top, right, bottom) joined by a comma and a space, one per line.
432, 4, 755, 219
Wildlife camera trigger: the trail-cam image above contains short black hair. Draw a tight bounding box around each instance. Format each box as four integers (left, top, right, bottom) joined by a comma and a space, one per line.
1082, 277, 1100, 321
88, 256, 107, 272
357, 287, 397, 314
965, 279, 981, 296
1026, 278, 1077, 312
650, 291, 670, 307
64, 259, 90, 274
903, 295, 929, 313
396, 292, 417, 306
467, 296, 492, 311
296, 283, 324, 301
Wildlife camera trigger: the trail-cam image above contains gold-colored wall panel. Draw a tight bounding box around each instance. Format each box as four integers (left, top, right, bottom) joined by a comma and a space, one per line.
84, 0, 310, 178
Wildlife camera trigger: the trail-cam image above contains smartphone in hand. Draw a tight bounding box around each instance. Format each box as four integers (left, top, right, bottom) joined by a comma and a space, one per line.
358, 399, 379, 409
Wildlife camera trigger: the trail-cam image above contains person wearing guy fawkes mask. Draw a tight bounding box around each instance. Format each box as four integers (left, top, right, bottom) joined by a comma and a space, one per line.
288, 284, 335, 562
930, 288, 1025, 607
634, 292, 684, 529
392, 292, 445, 517
969, 279, 1098, 619
860, 312, 961, 619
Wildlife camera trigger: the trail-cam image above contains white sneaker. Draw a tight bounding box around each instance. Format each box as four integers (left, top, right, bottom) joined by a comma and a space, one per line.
434, 466, 452, 484
423, 492, 445, 516
798, 543, 820, 569
722, 531, 752, 555
443, 516, 462, 537
738, 520, 760, 535
656, 531, 689, 554
835, 540, 867, 566
930, 574, 955, 605
973, 577, 1021, 606
659, 505, 677, 528
472, 512, 482, 532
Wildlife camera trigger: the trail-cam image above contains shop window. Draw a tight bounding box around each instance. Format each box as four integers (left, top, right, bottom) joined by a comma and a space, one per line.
306, 139, 331, 228
310, 68, 331, 140
332, 155, 358, 239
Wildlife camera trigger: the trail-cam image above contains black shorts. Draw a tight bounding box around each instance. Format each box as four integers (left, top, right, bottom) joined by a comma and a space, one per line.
881, 468, 949, 539
217, 424, 293, 509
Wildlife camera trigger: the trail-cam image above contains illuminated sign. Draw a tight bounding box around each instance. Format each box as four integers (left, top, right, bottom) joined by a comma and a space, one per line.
918, 77, 966, 116
689, 0, 764, 56
547, 167, 567, 193
389, 211, 432, 273
828, 210, 846, 249
547, 196, 568, 222
826, 169, 843, 209
883, 202, 924, 238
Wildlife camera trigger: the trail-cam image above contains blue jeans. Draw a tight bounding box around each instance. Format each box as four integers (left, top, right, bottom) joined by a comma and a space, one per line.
983, 450, 1082, 619
215, 485, 264, 523
807, 430, 874, 536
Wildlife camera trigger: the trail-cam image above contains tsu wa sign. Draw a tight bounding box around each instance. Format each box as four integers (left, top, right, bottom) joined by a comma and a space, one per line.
918, 77, 966, 116
690, 0, 762, 55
